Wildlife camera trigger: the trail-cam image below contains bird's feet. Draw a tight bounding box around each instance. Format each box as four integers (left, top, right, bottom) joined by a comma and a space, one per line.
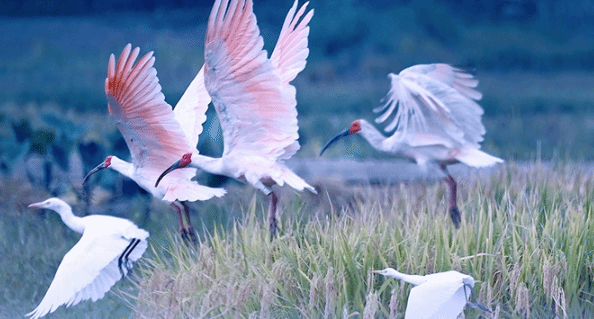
465, 284, 491, 313
180, 228, 198, 246
187, 226, 198, 245
449, 206, 461, 228
269, 216, 278, 238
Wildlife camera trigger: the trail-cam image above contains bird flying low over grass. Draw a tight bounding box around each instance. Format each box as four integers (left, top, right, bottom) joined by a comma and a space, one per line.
26, 198, 149, 319
83, 43, 226, 244
374, 267, 491, 319
156, 0, 316, 237
320, 64, 503, 227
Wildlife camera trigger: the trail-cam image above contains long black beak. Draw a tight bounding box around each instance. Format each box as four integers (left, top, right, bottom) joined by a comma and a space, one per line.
155, 160, 182, 187
319, 129, 350, 156
82, 163, 106, 185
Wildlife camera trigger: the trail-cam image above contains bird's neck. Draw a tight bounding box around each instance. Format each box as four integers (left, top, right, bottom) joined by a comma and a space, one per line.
192, 153, 227, 176
359, 120, 390, 153
109, 156, 135, 180
386, 269, 427, 286
56, 205, 85, 234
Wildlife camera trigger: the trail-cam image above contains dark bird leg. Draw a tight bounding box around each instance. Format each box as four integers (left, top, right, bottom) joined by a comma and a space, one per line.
170, 202, 191, 245
118, 238, 140, 279
441, 164, 461, 228
181, 202, 198, 245
269, 192, 279, 237
464, 283, 491, 313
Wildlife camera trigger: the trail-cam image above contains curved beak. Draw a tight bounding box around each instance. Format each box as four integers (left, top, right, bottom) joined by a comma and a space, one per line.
155, 159, 182, 187
82, 163, 106, 185
319, 129, 350, 156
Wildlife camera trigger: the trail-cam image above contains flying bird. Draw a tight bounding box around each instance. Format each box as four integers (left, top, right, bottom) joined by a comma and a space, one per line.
83, 44, 226, 243
156, 0, 316, 237
26, 198, 149, 319
374, 267, 490, 319
320, 64, 503, 227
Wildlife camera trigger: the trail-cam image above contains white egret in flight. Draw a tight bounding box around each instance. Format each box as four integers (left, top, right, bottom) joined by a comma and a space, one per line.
27, 197, 149, 319
374, 267, 491, 318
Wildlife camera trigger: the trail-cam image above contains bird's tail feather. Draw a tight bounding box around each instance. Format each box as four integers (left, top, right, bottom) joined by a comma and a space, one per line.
274, 166, 317, 194
456, 148, 503, 168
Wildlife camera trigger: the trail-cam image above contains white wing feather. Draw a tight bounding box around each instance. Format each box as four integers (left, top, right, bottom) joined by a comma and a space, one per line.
404, 271, 471, 319
27, 216, 149, 319
204, 0, 301, 160
270, 0, 313, 85
374, 64, 486, 149
173, 66, 211, 149
400, 64, 482, 100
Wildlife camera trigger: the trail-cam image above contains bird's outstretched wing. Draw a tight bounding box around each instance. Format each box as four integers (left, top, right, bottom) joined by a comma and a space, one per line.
374, 64, 485, 148
27, 217, 148, 319
270, 0, 313, 85
106, 44, 194, 168
404, 272, 469, 319
173, 66, 211, 149
106, 45, 225, 200
400, 64, 482, 100
204, 0, 300, 160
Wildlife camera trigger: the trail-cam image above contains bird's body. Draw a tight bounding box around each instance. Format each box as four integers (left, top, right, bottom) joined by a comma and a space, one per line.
374, 268, 490, 319
320, 64, 503, 227
27, 198, 149, 319
156, 0, 316, 236
83, 44, 226, 243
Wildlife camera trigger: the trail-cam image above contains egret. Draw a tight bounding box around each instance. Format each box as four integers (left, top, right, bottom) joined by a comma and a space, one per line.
83, 44, 226, 243
156, 0, 316, 237
26, 198, 149, 319
374, 268, 490, 318
320, 64, 503, 227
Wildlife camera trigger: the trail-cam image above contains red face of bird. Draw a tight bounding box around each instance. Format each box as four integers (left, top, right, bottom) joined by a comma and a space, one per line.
319, 120, 362, 156
349, 120, 362, 134
82, 156, 113, 185
155, 153, 193, 187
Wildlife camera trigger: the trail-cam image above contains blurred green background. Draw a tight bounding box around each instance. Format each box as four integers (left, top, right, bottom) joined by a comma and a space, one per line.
2, 0, 594, 173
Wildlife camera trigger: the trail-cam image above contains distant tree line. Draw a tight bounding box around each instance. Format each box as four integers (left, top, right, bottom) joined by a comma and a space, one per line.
2, 0, 594, 32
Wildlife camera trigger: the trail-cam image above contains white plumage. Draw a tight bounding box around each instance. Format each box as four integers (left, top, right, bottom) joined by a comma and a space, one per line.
83, 44, 226, 242
26, 198, 149, 319
320, 64, 503, 227
374, 268, 490, 319
156, 0, 316, 236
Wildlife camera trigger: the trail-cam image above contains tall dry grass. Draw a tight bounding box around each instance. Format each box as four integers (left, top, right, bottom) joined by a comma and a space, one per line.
131, 161, 594, 318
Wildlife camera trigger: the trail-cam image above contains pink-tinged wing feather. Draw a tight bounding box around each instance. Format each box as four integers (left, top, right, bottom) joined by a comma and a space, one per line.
270, 0, 313, 85
204, 0, 299, 160
106, 44, 193, 168
173, 66, 211, 149
106, 45, 225, 201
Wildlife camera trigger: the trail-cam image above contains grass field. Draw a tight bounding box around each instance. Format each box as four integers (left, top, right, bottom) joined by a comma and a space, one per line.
107, 161, 594, 318
2, 161, 594, 317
